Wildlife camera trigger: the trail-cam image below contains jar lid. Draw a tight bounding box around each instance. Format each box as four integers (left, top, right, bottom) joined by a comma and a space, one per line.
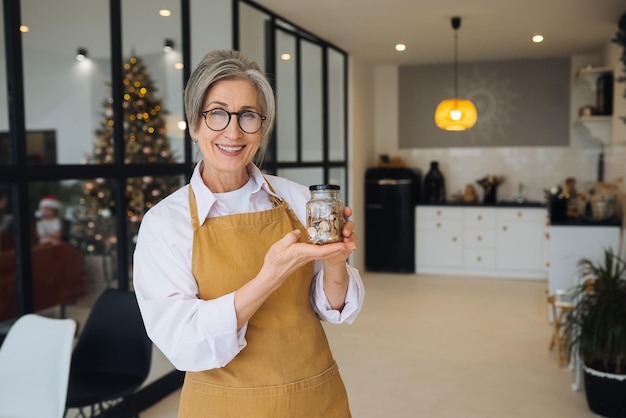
309, 184, 340, 191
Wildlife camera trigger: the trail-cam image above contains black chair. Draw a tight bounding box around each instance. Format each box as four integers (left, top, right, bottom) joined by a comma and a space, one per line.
65, 288, 152, 418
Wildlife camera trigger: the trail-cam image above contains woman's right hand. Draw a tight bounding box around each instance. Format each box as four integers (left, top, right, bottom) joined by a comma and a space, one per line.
233, 229, 356, 328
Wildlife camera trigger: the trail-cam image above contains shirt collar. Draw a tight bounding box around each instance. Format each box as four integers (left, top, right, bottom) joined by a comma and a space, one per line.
190, 161, 281, 224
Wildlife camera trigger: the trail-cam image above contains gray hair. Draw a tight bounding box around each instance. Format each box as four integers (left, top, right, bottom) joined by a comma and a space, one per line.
184, 49, 275, 164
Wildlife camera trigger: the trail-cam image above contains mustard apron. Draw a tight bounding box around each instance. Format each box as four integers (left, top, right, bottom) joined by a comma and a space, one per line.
178, 184, 351, 417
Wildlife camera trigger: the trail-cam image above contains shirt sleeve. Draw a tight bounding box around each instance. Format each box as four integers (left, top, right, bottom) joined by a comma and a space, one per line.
133, 205, 247, 372
310, 261, 365, 324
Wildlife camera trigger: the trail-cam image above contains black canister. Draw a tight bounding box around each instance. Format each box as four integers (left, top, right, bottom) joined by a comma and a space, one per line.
423, 161, 446, 203
596, 72, 613, 116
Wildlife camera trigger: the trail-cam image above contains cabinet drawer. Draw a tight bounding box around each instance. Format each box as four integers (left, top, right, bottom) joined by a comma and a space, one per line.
416, 206, 464, 221
463, 208, 496, 227
417, 219, 463, 232
464, 248, 496, 269
464, 228, 496, 248
497, 208, 547, 222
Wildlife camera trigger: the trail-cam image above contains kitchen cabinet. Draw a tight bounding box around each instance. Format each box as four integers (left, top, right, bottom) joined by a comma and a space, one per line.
415, 207, 463, 269
416, 205, 548, 279
496, 208, 547, 275
547, 225, 621, 295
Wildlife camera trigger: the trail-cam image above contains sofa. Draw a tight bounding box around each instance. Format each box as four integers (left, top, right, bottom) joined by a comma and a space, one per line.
0, 238, 84, 322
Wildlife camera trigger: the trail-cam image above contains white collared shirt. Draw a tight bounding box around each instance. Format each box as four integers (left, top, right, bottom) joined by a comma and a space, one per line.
133, 162, 365, 372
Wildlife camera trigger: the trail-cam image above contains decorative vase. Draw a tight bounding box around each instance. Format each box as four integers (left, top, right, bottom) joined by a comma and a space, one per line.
423, 161, 446, 203
583, 364, 626, 418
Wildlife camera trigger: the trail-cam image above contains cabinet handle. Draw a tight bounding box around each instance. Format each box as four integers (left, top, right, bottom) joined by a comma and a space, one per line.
436, 222, 441, 228
546, 261, 550, 267
502, 225, 508, 232
452, 237, 457, 242
477, 215, 482, 221
477, 235, 482, 241
476, 256, 482, 262
436, 210, 442, 216
545, 232, 550, 240
517, 211, 523, 218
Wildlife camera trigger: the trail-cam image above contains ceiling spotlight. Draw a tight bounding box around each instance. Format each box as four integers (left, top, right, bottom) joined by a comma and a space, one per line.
532, 34, 544, 43
280, 53, 291, 61
395, 44, 407, 52
159, 9, 171, 17
76, 48, 88, 61
164, 39, 175, 52
19, 25, 29, 33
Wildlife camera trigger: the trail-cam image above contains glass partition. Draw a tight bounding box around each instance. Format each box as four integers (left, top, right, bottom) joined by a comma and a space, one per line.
0, 4, 9, 165
275, 29, 297, 162
21, 0, 109, 165
126, 174, 184, 282
122, 0, 185, 164
300, 40, 323, 162
327, 49, 346, 162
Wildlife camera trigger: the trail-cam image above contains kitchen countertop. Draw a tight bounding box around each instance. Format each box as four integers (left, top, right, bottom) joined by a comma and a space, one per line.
549, 218, 622, 227
417, 201, 546, 208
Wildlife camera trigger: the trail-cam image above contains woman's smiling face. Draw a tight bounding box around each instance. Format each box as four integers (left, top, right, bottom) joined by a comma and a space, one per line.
197, 79, 263, 191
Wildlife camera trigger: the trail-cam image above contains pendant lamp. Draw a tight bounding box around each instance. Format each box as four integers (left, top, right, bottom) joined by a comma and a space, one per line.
434, 17, 477, 131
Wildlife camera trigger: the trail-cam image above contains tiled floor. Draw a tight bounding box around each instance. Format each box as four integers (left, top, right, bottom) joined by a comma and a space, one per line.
139, 272, 595, 418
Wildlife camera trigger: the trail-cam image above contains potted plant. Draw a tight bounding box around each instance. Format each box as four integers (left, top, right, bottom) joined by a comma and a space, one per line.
564, 248, 626, 418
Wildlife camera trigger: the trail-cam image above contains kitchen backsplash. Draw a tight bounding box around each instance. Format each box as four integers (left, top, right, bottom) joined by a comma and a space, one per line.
398, 144, 626, 204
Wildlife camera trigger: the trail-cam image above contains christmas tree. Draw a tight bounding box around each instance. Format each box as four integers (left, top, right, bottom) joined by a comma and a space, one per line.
72, 55, 182, 257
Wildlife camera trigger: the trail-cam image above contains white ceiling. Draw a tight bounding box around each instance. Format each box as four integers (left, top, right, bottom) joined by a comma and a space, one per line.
253, 0, 626, 66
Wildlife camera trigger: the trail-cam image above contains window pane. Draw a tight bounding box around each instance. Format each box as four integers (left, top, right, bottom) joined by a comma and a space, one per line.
275, 30, 297, 162
277, 168, 323, 188
122, 0, 185, 164
300, 41, 323, 162
328, 49, 346, 161
238, 3, 270, 70
21, 0, 109, 165
29, 181, 86, 315
329, 167, 347, 204
64, 178, 118, 291
127, 174, 184, 282
0, 5, 9, 165
0, 183, 16, 322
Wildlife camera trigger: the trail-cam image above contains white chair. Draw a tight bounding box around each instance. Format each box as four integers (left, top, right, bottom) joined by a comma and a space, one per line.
0, 313, 76, 418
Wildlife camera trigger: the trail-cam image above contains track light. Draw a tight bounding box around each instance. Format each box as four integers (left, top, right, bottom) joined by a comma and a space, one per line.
76, 48, 88, 61
164, 39, 174, 52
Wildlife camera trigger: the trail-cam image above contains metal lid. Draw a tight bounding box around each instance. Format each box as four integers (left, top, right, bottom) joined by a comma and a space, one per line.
309, 184, 340, 191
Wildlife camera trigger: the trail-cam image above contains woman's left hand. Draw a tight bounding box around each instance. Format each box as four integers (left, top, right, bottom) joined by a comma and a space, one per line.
322, 206, 357, 266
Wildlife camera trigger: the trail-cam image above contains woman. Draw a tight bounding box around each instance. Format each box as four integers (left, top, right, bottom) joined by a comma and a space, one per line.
133, 49, 364, 417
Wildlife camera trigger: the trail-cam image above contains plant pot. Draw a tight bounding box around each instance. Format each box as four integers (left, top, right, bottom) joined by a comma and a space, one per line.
583, 364, 626, 418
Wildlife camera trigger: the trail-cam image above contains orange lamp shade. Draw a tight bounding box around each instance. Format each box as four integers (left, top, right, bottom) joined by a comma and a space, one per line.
434, 98, 478, 131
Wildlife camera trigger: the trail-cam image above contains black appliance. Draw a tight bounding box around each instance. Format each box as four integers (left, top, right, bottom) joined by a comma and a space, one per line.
365, 167, 421, 273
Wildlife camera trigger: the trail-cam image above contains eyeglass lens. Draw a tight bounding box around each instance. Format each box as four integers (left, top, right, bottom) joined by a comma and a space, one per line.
204, 109, 264, 134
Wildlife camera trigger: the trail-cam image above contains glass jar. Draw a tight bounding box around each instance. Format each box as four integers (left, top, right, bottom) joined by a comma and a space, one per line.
306, 184, 344, 244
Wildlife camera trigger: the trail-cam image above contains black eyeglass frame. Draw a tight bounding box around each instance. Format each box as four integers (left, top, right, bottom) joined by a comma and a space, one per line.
200, 109, 267, 134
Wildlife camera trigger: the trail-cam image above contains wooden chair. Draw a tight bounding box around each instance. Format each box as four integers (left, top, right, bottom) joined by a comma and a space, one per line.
548, 278, 595, 367
547, 293, 574, 367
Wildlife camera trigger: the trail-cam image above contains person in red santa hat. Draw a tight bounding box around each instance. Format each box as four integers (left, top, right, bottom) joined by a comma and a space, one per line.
36, 195, 63, 244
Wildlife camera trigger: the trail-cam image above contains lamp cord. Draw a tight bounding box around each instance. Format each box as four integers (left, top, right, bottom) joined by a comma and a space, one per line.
453, 29, 458, 98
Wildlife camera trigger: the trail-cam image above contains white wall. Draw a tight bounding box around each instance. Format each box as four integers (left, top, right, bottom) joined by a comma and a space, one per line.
348, 57, 376, 271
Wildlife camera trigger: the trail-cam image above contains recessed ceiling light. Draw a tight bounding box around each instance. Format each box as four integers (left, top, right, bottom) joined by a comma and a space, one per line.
532, 34, 544, 43
280, 53, 291, 61
174, 62, 184, 70
159, 9, 171, 17
19, 25, 29, 32
395, 43, 407, 52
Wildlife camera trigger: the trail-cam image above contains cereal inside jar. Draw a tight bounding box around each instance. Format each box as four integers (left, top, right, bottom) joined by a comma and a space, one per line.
306, 185, 344, 244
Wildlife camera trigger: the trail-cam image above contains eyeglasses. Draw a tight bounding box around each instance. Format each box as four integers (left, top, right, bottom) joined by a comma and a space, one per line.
201, 108, 267, 134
